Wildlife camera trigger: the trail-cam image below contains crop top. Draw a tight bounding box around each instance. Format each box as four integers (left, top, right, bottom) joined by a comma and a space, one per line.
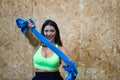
33, 44, 60, 71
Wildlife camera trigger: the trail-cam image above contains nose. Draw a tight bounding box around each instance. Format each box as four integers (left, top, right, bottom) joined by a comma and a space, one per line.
47, 31, 51, 35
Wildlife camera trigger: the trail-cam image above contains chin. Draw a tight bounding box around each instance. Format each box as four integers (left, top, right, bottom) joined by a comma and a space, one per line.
50, 40, 54, 43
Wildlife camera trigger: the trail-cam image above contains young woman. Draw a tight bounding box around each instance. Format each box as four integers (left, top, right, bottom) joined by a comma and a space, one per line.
26, 19, 69, 80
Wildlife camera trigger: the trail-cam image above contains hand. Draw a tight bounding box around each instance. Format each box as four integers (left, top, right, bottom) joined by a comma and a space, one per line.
27, 20, 35, 29
60, 61, 67, 68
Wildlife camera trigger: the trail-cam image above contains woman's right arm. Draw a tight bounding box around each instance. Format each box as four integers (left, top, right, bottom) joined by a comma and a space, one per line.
25, 29, 40, 47
25, 20, 40, 47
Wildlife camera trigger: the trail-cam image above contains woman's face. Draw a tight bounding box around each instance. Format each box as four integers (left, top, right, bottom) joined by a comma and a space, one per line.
44, 25, 56, 43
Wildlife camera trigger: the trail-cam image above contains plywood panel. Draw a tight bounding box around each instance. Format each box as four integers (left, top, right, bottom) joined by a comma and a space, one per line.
0, 0, 120, 80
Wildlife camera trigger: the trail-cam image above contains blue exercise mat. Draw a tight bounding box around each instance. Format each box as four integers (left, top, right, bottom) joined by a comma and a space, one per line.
16, 18, 78, 80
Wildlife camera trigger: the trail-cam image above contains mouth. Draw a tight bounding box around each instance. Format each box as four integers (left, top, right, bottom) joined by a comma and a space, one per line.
46, 36, 53, 41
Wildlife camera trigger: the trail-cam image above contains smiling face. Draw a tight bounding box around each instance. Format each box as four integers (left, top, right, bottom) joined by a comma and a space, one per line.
44, 25, 56, 43
41, 20, 63, 46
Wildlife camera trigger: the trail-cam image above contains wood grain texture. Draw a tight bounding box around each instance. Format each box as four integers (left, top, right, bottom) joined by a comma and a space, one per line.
0, 0, 120, 80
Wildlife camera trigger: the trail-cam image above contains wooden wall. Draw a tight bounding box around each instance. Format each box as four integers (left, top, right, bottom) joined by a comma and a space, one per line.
0, 0, 120, 80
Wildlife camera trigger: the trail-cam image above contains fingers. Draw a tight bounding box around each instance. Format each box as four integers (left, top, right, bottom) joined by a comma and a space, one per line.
28, 20, 34, 28
61, 61, 67, 67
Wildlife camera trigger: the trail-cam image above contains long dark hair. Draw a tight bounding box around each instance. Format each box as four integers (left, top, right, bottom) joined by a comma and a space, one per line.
41, 19, 63, 46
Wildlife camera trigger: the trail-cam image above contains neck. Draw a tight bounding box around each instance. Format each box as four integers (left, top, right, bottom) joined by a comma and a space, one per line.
42, 42, 56, 47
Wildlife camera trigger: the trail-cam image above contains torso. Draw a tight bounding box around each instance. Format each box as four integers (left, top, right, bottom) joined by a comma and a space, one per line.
33, 44, 61, 72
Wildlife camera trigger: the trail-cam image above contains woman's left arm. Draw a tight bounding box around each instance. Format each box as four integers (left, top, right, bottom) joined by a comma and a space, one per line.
59, 46, 70, 67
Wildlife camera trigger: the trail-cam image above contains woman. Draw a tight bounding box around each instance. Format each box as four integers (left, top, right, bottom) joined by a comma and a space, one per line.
26, 19, 69, 80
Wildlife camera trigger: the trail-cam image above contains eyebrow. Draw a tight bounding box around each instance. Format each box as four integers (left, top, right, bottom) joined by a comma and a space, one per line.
44, 29, 55, 32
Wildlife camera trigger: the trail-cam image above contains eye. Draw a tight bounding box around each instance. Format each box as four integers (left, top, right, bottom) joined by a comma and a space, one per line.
44, 30, 48, 32
50, 30, 55, 32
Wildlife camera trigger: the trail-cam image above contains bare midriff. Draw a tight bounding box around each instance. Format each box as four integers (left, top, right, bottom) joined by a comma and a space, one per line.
34, 68, 59, 72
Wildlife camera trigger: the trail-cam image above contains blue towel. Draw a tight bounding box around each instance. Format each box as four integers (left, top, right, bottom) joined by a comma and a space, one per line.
16, 18, 78, 80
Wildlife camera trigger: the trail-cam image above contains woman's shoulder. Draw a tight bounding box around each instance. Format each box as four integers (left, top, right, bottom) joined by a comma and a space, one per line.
58, 46, 69, 55
34, 43, 41, 50
58, 46, 66, 51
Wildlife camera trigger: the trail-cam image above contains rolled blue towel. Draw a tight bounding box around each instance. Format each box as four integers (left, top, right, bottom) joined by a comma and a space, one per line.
16, 18, 78, 80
